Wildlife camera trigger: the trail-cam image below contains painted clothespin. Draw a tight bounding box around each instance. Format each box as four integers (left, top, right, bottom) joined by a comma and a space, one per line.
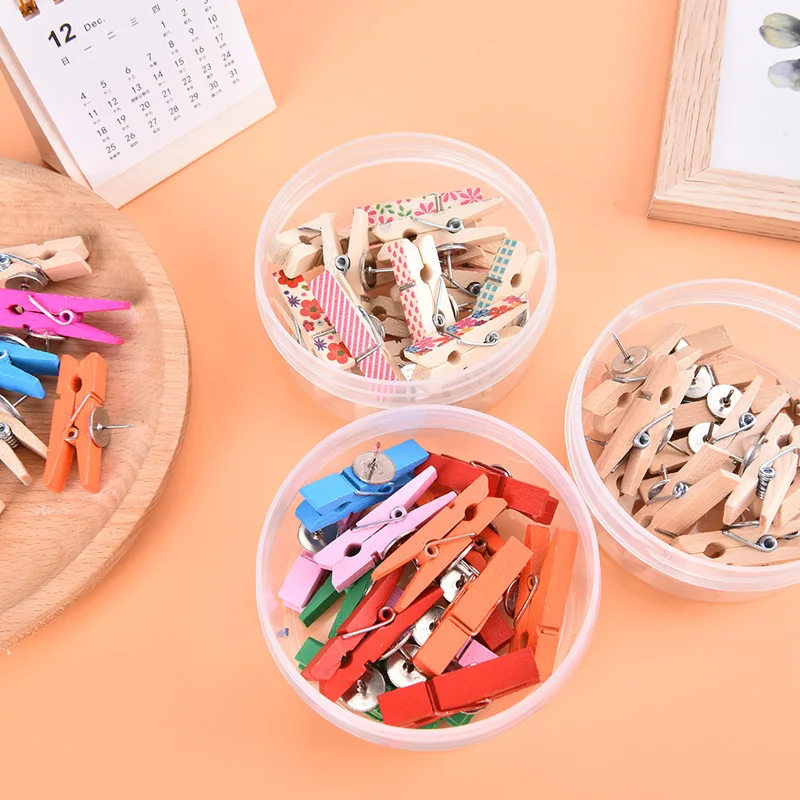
476, 606, 515, 652
0, 289, 129, 345
371, 475, 491, 581
0, 236, 91, 289
403, 295, 528, 368
296, 440, 429, 530
371, 197, 504, 243
456, 637, 498, 667
0, 340, 59, 399
302, 572, 401, 682
395, 495, 508, 612
510, 524, 551, 652
514, 528, 577, 679
385, 238, 441, 343
0, 407, 48, 485
310, 269, 403, 381
360, 187, 484, 227
272, 270, 355, 371
319, 585, 444, 702
420, 452, 557, 522
299, 576, 342, 627
413, 536, 532, 677
268, 219, 322, 278
279, 553, 327, 612
43, 353, 121, 494
379, 647, 539, 728
474, 240, 539, 311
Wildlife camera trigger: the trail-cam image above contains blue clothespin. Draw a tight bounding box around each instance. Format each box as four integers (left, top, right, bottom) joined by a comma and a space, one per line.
0, 341, 60, 399
296, 439, 429, 531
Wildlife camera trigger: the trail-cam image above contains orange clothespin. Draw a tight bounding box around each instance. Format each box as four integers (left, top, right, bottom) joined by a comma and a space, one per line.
510, 524, 551, 652
413, 536, 532, 676
519, 528, 578, 680
371, 475, 491, 582
44, 353, 110, 493
395, 495, 507, 612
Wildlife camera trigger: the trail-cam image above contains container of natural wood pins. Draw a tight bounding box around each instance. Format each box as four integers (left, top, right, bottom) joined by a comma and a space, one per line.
566, 280, 800, 601
255, 133, 555, 420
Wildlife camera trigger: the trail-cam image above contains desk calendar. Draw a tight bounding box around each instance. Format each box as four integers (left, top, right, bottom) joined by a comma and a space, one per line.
0, 0, 275, 206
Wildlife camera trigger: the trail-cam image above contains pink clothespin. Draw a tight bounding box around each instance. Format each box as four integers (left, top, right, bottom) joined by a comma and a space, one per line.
327, 491, 457, 591
0, 289, 129, 345
455, 638, 498, 668
278, 553, 327, 612
314, 466, 439, 571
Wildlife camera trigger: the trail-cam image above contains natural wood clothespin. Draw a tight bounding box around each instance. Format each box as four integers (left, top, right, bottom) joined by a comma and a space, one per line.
0, 235, 91, 287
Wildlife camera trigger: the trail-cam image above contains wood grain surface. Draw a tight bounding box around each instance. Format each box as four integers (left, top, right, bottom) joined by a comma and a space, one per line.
650, 0, 800, 241
0, 158, 189, 649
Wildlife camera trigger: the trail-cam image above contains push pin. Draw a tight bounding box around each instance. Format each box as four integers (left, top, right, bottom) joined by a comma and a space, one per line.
0, 254, 49, 291
610, 332, 648, 375
411, 605, 446, 646
359, 253, 395, 290
352, 441, 396, 485
386, 644, 427, 688
87, 407, 133, 448
706, 384, 742, 419
342, 666, 385, 712
297, 521, 339, 554
437, 243, 482, 297
685, 364, 715, 400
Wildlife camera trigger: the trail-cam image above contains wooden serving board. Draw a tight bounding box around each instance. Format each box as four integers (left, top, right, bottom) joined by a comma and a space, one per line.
0, 159, 189, 649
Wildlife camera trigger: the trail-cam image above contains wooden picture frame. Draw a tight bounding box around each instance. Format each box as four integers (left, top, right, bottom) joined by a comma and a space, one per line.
650, 0, 800, 241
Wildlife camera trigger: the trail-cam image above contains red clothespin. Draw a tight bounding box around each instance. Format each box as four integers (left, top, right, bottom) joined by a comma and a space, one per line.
476, 607, 514, 652
43, 353, 109, 494
418, 453, 557, 523
302, 571, 400, 683
378, 648, 540, 728
516, 528, 578, 680
510, 525, 551, 652
320, 586, 444, 702
413, 537, 532, 676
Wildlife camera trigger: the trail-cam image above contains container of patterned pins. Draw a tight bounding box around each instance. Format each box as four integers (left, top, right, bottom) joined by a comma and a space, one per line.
256, 406, 599, 750
566, 279, 800, 601
255, 133, 555, 419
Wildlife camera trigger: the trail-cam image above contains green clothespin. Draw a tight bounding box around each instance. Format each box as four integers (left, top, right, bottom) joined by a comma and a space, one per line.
443, 712, 475, 727
295, 637, 324, 670
299, 575, 342, 627
328, 570, 373, 638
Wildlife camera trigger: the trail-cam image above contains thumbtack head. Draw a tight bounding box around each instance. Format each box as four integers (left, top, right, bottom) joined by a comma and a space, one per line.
89, 407, 132, 448
610, 333, 648, 375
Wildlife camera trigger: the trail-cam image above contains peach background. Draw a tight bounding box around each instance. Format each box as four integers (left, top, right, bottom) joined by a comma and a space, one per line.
1, 1, 799, 796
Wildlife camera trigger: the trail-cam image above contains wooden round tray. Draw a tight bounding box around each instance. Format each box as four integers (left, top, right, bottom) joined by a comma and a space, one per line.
0, 159, 190, 649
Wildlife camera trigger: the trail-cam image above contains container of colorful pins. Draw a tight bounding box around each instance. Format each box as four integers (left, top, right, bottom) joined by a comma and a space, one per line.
255, 133, 556, 420
567, 280, 800, 601
256, 406, 599, 750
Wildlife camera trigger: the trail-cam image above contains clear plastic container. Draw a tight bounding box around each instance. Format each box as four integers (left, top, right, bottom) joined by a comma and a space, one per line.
255, 133, 556, 420
566, 279, 800, 601
256, 406, 599, 750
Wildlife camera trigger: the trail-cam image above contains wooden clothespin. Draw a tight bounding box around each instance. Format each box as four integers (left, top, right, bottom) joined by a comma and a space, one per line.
43, 353, 113, 494
267, 220, 322, 278
639, 443, 731, 505
759, 425, 800, 534
319, 585, 444, 702
371, 197, 503, 243
683, 325, 733, 357
642, 468, 740, 537
378, 648, 539, 728
514, 528, 577, 679
0, 236, 91, 289
385, 239, 439, 343
728, 388, 789, 458
724, 412, 794, 525
413, 536, 532, 676
777, 474, 800, 528
302, 571, 401, 682
341, 208, 371, 296
0, 407, 47, 486
278, 553, 327, 612
416, 235, 455, 328
272, 270, 355, 371
295, 439, 428, 531
372, 475, 491, 582
413, 327, 523, 379
595, 354, 681, 479
475, 240, 540, 311
403, 296, 527, 368
704, 353, 757, 388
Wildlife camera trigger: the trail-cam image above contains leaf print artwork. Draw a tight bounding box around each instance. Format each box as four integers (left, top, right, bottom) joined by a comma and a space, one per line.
759, 13, 800, 89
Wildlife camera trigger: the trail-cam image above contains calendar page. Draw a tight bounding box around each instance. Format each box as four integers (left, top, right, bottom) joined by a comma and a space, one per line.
0, 0, 275, 204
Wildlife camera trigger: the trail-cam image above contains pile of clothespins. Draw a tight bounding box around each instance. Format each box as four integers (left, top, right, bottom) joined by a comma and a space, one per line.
279, 439, 578, 728
583, 322, 800, 566
0, 235, 130, 514
269, 188, 540, 380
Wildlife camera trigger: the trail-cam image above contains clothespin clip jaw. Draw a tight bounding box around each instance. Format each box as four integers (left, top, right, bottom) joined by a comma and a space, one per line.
0, 406, 47, 485
0, 236, 92, 289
